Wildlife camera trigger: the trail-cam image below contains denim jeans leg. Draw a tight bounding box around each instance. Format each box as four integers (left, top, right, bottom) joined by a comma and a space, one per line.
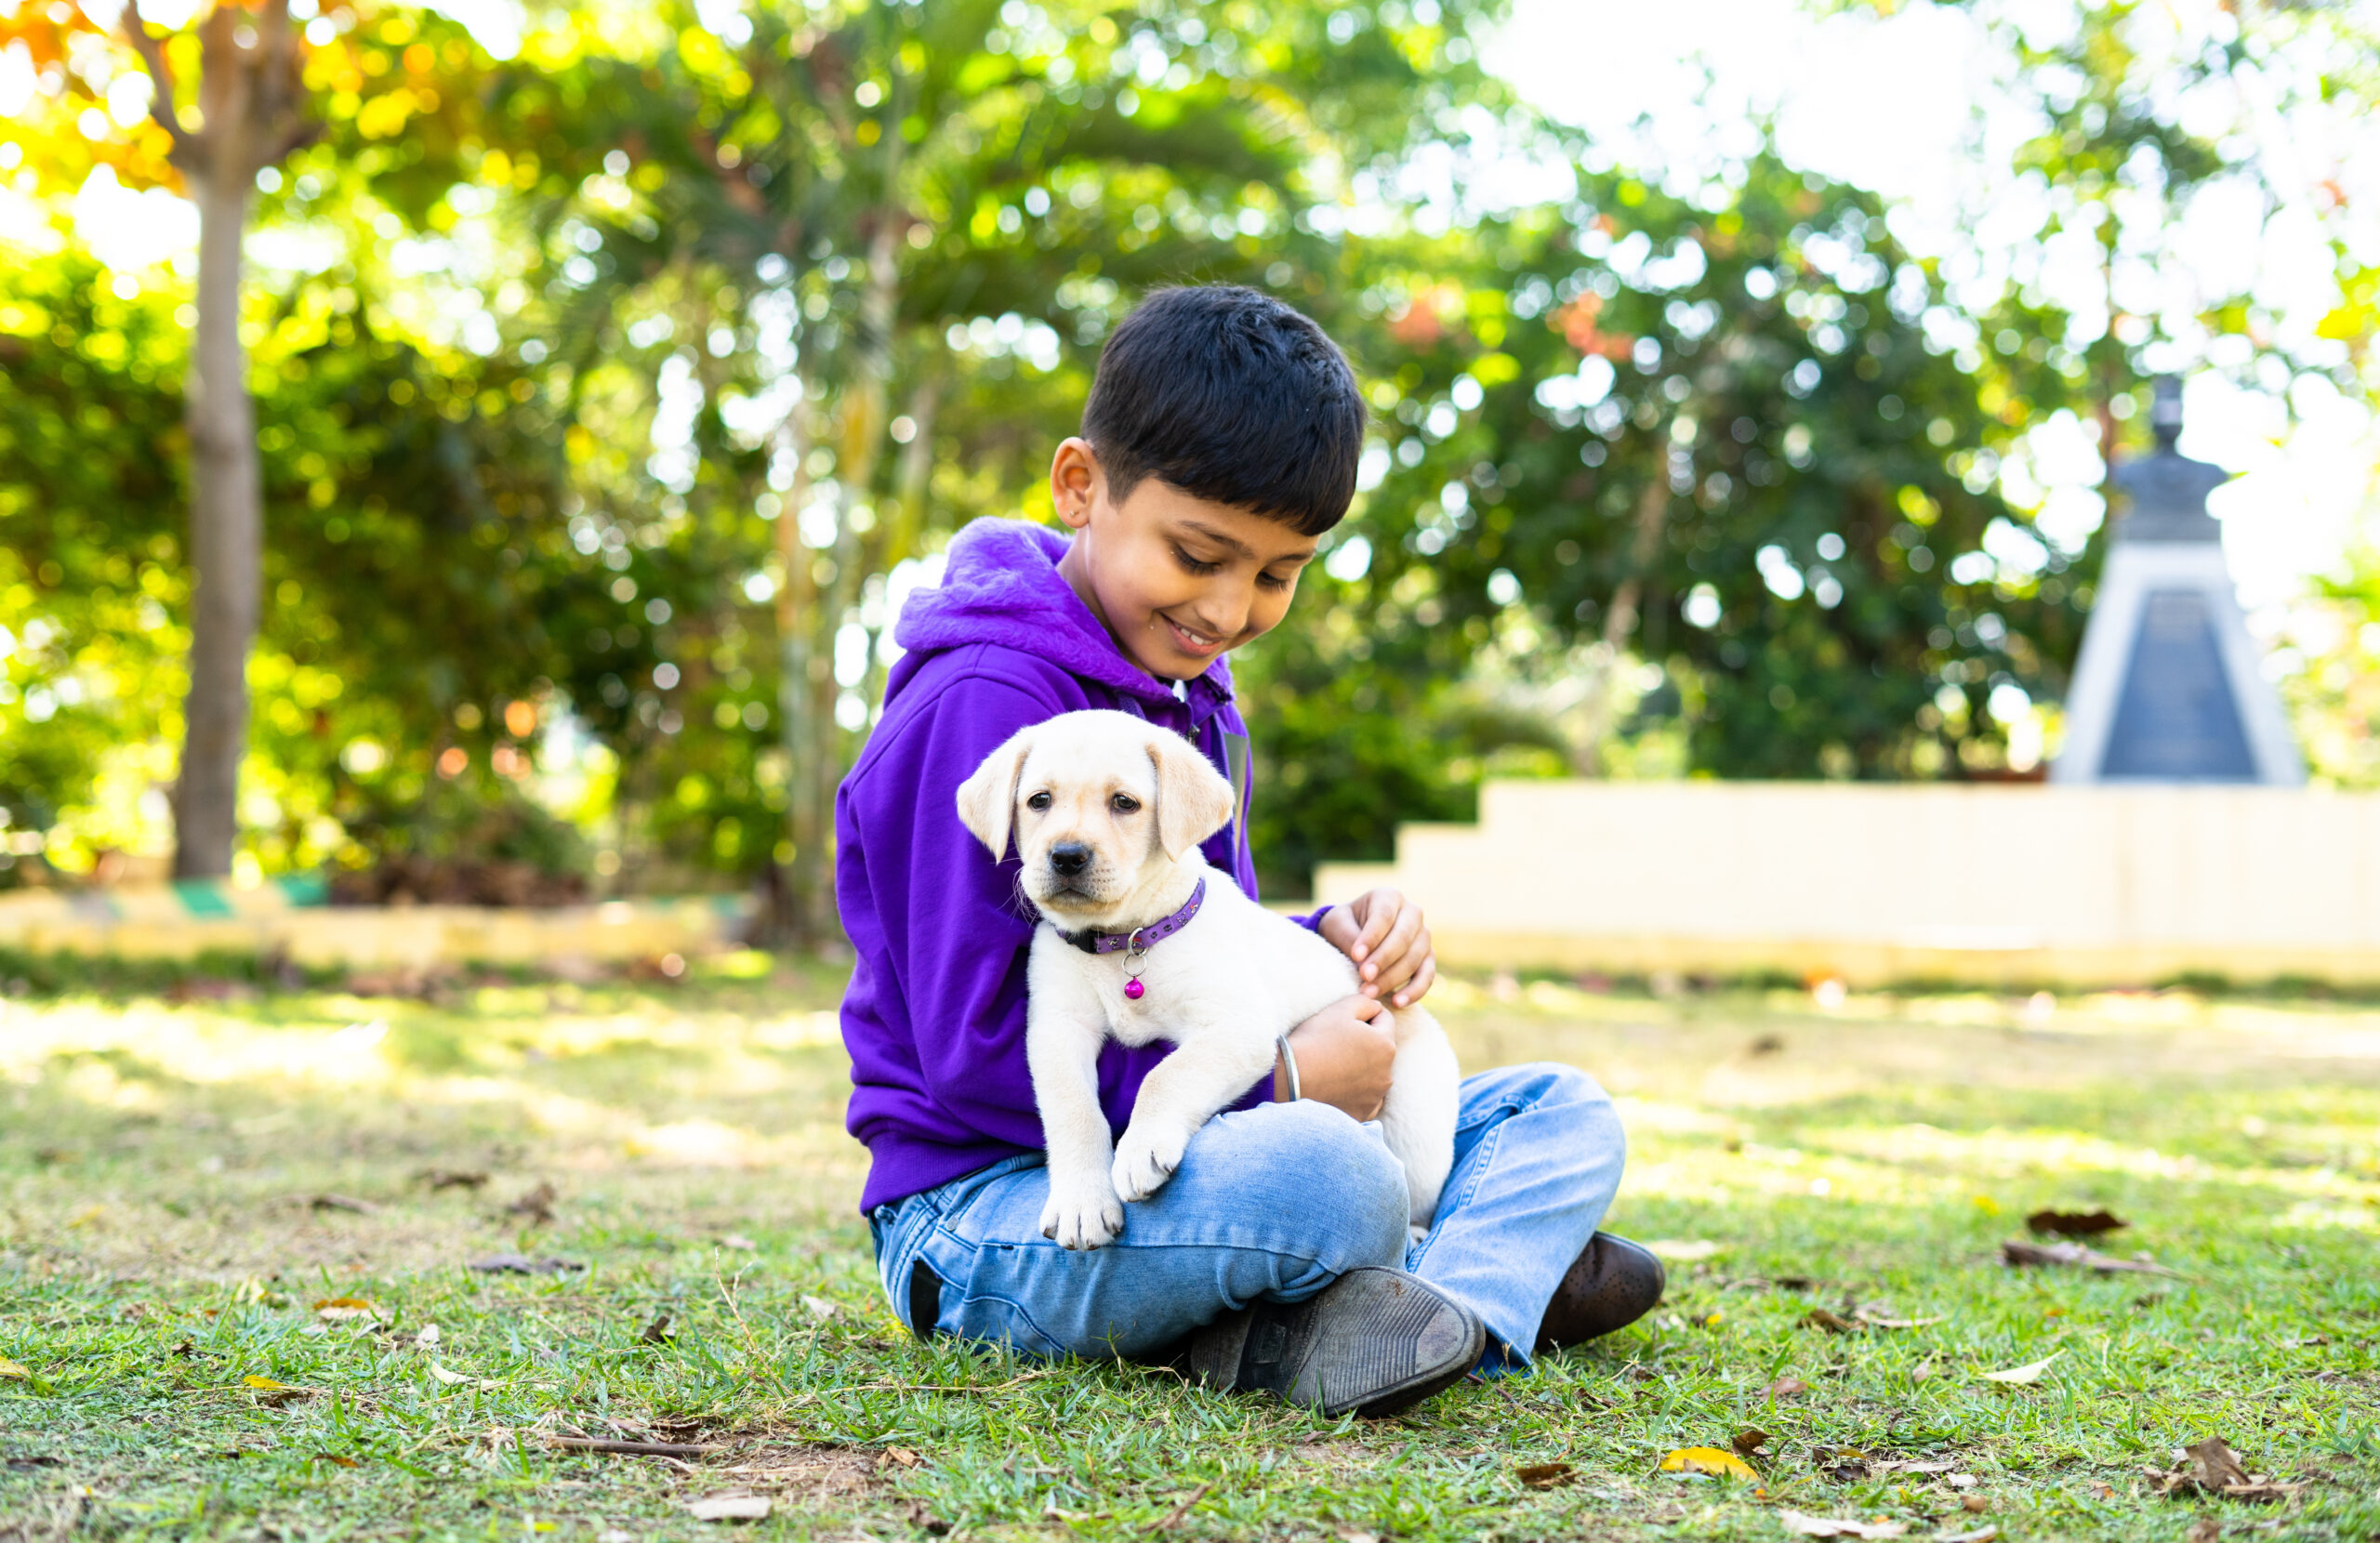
872, 1098, 1410, 1361
1405, 1063, 1627, 1371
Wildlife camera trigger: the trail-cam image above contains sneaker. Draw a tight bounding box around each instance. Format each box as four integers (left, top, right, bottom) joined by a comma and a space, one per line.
1534, 1232, 1666, 1352
1184, 1266, 1485, 1418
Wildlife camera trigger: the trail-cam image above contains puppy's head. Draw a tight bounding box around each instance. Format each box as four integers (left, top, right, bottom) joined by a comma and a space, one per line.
955, 709, 1236, 924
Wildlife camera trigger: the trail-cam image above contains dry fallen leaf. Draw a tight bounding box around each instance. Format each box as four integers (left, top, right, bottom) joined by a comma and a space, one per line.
685, 1495, 774, 1523
242, 1375, 293, 1391
800, 1295, 839, 1321
1515, 1461, 1574, 1489
719, 1233, 759, 1251
2148, 1436, 2306, 1503
311, 1453, 361, 1469
506, 1182, 558, 1226
312, 1297, 377, 1322
306, 1194, 378, 1215
1978, 1353, 2058, 1385
419, 1168, 489, 1191
1937, 1529, 1998, 1543
1732, 1429, 1770, 1457
884, 1446, 921, 1468
2185, 1520, 2221, 1543
1766, 1376, 1810, 1398
1646, 1239, 1725, 1261
1659, 1446, 1756, 1479
1855, 1312, 1945, 1330
2187, 1437, 2251, 1490
0, 1359, 29, 1379
2026, 1207, 2127, 1237
427, 1364, 471, 1386
467, 1254, 585, 1275
415, 1325, 440, 1350
1802, 1308, 1859, 1334
641, 1313, 673, 1345
1778, 1511, 1909, 1538
2001, 1238, 2181, 1277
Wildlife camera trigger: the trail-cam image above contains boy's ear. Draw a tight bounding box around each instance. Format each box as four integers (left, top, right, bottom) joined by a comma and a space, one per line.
1145, 730, 1236, 861
956, 727, 1036, 860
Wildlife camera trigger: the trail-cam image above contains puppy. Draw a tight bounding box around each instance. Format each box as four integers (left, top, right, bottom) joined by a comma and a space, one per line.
956, 709, 1460, 1251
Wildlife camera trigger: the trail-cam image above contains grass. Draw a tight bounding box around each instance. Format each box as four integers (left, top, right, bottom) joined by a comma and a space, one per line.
1, 956, 2376, 1541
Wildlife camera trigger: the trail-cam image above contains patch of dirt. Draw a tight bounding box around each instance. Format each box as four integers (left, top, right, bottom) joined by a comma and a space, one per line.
711, 1444, 886, 1501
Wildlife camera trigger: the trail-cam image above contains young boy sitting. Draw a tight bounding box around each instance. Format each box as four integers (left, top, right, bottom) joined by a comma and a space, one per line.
837, 284, 1663, 1417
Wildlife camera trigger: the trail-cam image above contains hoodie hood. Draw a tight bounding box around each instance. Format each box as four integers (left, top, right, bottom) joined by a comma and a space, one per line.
894, 519, 1232, 707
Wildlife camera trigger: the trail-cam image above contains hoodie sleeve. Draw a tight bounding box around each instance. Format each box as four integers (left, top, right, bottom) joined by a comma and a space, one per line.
839, 670, 1086, 1154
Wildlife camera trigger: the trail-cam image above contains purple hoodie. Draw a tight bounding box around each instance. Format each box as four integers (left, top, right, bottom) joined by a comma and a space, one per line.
837, 518, 1305, 1212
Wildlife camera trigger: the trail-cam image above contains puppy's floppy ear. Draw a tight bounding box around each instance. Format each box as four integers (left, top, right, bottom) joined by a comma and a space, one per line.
1145, 730, 1236, 860
955, 725, 1036, 860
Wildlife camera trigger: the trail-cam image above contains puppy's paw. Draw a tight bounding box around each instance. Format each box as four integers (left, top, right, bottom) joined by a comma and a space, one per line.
1110, 1122, 1189, 1204
1038, 1180, 1124, 1250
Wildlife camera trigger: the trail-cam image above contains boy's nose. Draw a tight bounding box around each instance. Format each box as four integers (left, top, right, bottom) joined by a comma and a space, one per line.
1048, 842, 1092, 877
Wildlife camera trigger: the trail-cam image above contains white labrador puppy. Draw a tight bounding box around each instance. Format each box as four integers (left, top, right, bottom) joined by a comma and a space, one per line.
956, 709, 1460, 1251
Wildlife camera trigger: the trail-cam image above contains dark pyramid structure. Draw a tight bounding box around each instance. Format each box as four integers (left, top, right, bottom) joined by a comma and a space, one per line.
2053, 378, 2304, 785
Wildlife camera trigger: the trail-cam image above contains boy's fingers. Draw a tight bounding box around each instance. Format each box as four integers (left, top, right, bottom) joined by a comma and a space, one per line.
1393, 955, 1437, 1008
1350, 890, 1398, 964
1368, 908, 1426, 992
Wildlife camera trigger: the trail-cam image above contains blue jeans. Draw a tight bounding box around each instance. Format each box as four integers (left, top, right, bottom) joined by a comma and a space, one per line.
866, 1063, 1626, 1371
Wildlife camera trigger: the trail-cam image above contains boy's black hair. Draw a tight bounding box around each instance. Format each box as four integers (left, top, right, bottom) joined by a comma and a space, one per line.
1081, 284, 1366, 536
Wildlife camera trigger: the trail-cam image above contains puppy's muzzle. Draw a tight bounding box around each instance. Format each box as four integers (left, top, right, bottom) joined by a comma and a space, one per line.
1047, 841, 1092, 878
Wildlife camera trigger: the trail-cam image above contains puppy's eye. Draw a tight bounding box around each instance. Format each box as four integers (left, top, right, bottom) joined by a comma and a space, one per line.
1110, 794, 1141, 813
1025, 791, 1052, 811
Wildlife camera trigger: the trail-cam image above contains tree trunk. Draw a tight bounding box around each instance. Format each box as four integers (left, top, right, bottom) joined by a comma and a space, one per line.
773, 391, 827, 943
1571, 474, 1670, 776
172, 169, 261, 878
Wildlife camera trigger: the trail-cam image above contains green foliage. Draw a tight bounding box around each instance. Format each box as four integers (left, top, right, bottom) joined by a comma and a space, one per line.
1, 0, 2364, 895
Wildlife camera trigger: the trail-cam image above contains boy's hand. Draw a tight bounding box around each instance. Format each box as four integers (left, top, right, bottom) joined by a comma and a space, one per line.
1318, 888, 1436, 1008
1276, 995, 1395, 1121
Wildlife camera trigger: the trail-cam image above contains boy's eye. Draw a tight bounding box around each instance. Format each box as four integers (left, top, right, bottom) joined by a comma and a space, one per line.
1171, 545, 1223, 576
1025, 791, 1052, 811
1258, 569, 1294, 592
1110, 794, 1141, 813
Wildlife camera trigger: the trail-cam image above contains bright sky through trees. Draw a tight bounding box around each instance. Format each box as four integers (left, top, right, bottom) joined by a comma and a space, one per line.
1486, 0, 2380, 615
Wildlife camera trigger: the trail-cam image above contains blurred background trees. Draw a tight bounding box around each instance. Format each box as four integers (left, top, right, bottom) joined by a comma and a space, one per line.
3, 0, 2375, 912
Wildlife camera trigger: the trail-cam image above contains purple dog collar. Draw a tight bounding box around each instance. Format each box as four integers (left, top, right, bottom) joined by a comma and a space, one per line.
1061, 877, 1207, 959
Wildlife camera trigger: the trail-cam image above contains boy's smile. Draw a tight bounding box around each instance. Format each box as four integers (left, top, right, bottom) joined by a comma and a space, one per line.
1049, 437, 1317, 682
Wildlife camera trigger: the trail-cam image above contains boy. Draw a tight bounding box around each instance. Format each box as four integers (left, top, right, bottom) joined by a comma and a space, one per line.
838, 285, 1661, 1417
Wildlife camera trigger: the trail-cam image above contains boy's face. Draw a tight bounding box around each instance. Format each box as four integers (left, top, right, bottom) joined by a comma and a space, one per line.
1050, 437, 1320, 681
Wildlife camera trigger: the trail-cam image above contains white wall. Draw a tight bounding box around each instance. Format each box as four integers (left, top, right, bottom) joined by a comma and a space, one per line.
1314, 783, 2380, 986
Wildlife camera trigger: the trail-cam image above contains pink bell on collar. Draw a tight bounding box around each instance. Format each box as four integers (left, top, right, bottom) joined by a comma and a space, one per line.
1123, 979, 1145, 1001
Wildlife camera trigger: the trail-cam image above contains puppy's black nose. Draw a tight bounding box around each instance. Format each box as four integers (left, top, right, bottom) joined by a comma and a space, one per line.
1048, 842, 1091, 877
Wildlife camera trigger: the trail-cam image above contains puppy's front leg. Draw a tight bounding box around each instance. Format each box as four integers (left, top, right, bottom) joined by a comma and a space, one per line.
1027, 1001, 1125, 1250
1111, 1031, 1278, 1204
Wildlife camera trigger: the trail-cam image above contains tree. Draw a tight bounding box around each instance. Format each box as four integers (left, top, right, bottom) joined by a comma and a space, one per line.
4, 0, 320, 877
122, 0, 323, 878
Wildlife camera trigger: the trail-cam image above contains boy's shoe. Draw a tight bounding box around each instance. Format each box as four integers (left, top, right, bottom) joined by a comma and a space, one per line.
1184, 1266, 1484, 1418
1534, 1232, 1666, 1352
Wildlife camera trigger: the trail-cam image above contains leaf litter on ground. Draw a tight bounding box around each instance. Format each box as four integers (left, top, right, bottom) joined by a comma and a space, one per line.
1977, 1353, 2059, 1385
1658, 1446, 1757, 1479
2001, 1238, 2183, 1276
1778, 1510, 1908, 1537
2026, 1207, 2128, 1236
467, 1254, 585, 1274
2143, 1437, 2306, 1503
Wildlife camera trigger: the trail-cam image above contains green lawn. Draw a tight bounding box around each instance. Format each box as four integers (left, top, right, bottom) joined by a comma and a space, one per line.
2, 956, 2376, 1541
